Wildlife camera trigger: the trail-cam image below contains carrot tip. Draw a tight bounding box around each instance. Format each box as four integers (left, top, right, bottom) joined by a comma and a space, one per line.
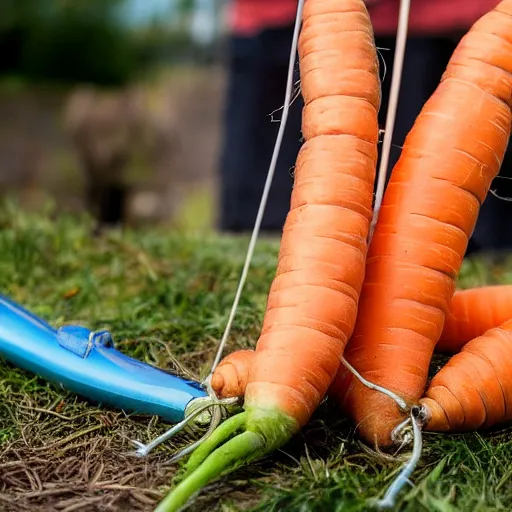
211, 372, 224, 395
418, 398, 450, 431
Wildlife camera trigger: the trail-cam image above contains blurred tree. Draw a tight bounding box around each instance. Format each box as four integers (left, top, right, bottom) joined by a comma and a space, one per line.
23, 8, 137, 85
177, 0, 195, 15
0, 0, 138, 86
0, 0, 43, 76
0, 0, 225, 86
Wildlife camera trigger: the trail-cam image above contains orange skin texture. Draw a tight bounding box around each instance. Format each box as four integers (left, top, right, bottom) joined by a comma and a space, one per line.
329, 0, 512, 446
438, 285, 512, 354
421, 318, 512, 432
211, 350, 253, 398
232, 0, 380, 430
214, 285, 512, 399
331, 286, 512, 422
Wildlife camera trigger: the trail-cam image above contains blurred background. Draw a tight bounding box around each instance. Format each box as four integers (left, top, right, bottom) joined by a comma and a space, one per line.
0, 0, 229, 231
1, 0, 510, 256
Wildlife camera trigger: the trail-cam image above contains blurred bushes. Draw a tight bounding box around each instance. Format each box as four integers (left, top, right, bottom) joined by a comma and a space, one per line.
22, 14, 137, 86
0, 0, 199, 87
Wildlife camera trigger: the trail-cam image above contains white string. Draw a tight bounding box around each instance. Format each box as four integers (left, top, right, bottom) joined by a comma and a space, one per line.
167, 379, 226, 463
129, 397, 239, 457
391, 416, 413, 446
165, 408, 223, 465
203, 0, 306, 384
341, 357, 407, 411
373, 408, 424, 509
341, 355, 425, 509
369, 0, 411, 240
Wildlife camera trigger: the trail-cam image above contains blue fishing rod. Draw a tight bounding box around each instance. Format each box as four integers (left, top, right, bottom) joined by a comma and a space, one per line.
0, 294, 239, 456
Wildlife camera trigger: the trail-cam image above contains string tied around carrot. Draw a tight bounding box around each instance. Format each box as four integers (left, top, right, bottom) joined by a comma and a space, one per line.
129, 394, 241, 459
341, 357, 408, 412
341, 356, 427, 509
371, 406, 427, 509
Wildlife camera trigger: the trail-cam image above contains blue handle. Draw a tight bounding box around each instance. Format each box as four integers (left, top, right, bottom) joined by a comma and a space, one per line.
0, 295, 208, 423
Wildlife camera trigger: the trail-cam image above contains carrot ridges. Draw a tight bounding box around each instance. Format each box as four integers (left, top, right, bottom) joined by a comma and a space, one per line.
421, 319, 512, 432
157, 0, 381, 508
329, 0, 512, 446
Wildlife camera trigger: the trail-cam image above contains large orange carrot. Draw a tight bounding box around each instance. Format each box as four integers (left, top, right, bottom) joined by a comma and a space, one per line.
420, 318, 512, 431
155, 1, 381, 509
329, 0, 512, 447
439, 285, 512, 353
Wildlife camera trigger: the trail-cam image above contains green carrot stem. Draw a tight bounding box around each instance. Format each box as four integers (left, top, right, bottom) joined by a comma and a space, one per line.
155, 407, 298, 512
185, 412, 248, 474
155, 431, 263, 512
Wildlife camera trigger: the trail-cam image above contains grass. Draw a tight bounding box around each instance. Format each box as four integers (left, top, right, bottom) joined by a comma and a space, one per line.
1, 201, 512, 511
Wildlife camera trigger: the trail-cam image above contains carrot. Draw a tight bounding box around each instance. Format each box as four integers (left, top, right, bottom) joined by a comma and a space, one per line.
214, 284, 512, 399
329, 284, 512, 424
155, 1, 381, 509
420, 318, 512, 431
329, 0, 512, 447
438, 285, 512, 354
211, 349, 253, 398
